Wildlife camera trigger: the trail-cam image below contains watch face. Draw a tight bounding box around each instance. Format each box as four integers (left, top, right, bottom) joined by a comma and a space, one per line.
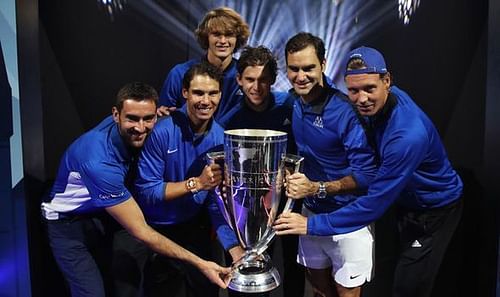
317, 182, 326, 199
187, 179, 196, 189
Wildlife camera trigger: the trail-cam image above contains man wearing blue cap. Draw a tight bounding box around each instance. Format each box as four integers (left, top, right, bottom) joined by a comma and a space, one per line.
343, 46, 463, 297
274, 33, 378, 297
277, 46, 464, 297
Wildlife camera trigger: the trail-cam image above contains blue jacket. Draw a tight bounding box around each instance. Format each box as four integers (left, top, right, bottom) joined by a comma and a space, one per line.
308, 86, 463, 235
42, 116, 132, 219
159, 58, 242, 121
291, 87, 377, 215
135, 107, 238, 250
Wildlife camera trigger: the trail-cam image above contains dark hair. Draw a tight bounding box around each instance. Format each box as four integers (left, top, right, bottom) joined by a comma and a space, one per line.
182, 62, 224, 90
346, 57, 391, 80
285, 32, 325, 63
237, 46, 278, 82
195, 7, 250, 51
115, 82, 158, 112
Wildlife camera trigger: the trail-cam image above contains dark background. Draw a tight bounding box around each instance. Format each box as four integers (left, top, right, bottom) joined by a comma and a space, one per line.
4, 0, 498, 296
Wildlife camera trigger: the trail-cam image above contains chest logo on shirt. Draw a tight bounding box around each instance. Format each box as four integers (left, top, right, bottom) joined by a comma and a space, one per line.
313, 116, 324, 128
167, 148, 178, 154
282, 118, 291, 126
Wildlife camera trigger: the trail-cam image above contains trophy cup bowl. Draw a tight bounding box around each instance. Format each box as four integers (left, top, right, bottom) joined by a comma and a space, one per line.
207, 129, 303, 293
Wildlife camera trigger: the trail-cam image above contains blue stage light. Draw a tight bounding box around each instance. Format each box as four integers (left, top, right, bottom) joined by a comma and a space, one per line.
122, 0, 418, 91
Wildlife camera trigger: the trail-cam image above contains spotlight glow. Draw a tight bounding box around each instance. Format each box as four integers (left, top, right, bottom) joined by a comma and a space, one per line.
97, 0, 126, 21
398, 0, 420, 25
126, 0, 414, 91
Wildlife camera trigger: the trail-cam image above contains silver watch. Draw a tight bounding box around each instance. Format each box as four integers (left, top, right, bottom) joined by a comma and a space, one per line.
316, 181, 327, 199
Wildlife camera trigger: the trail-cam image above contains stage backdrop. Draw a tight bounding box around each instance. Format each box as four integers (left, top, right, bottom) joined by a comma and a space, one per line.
0, 1, 31, 297
15, 1, 498, 297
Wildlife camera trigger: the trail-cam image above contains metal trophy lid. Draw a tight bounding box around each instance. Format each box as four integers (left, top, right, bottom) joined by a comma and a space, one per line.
224, 129, 287, 138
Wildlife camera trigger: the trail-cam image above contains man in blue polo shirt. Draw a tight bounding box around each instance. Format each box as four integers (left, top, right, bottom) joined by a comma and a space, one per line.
277, 46, 464, 297
42, 82, 231, 297
157, 7, 250, 120
273, 33, 377, 297
133, 63, 243, 297
217, 46, 304, 297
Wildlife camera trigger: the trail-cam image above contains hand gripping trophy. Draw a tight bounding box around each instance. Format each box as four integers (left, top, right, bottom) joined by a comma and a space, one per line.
207, 129, 303, 293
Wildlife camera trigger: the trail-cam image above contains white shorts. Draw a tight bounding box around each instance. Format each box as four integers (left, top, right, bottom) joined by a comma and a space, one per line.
297, 207, 375, 288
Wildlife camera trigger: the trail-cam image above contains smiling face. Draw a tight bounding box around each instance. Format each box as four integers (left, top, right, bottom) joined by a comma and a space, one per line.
112, 99, 157, 148
237, 65, 273, 111
345, 73, 391, 116
183, 74, 221, 132
207, 31, 237, 63
286, 45, 325, 103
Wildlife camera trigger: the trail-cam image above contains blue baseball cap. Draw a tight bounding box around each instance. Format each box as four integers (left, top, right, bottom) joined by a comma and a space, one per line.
344, 46, 388, 76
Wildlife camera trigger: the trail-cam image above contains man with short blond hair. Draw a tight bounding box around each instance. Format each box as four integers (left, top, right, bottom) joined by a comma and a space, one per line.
158, 7, 250, 120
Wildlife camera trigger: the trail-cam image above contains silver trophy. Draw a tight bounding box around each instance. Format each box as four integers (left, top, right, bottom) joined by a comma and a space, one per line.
207, 129, 303, 293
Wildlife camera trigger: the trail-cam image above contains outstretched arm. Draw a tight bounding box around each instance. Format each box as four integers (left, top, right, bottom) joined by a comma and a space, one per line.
106, 197, 231, 288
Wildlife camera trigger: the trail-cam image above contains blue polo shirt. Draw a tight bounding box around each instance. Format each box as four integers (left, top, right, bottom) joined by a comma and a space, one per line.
41, 116, 132, 220
159, 58, 242, 121
291, 87, 377, 215
308, 86, 463, 236
135, 107, 238, 250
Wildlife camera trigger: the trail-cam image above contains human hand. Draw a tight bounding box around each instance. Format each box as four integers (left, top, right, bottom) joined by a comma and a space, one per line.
197, 260, 232, 289
286, 173, 318, 199
273, 212, 308, 235
156, 105, 176, 117
198, 164, 223, 191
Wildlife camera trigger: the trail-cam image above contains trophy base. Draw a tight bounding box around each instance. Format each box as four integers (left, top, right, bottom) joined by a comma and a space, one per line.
229, 253, 280, 293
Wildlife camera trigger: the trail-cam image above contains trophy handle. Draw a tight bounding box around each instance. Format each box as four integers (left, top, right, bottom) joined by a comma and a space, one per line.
206, 151, 234, 230
244, 153, 304, 258
281, 153, 304, 213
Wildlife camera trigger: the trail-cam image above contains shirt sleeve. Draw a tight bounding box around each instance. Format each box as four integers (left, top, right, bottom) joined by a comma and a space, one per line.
135, 128, 168, 205
206, 191, 239, 250
80, 161, 131, 208
308, 127, 428, 235
341, 112, 377, 189
159, 66, 185, 108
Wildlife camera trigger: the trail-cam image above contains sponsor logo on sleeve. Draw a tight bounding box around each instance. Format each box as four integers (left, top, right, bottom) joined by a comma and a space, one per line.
98, 191, 126, 200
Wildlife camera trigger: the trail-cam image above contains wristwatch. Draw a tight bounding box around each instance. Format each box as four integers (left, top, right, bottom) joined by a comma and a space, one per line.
186, 177, 198, 194
315, 181, 327, 199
